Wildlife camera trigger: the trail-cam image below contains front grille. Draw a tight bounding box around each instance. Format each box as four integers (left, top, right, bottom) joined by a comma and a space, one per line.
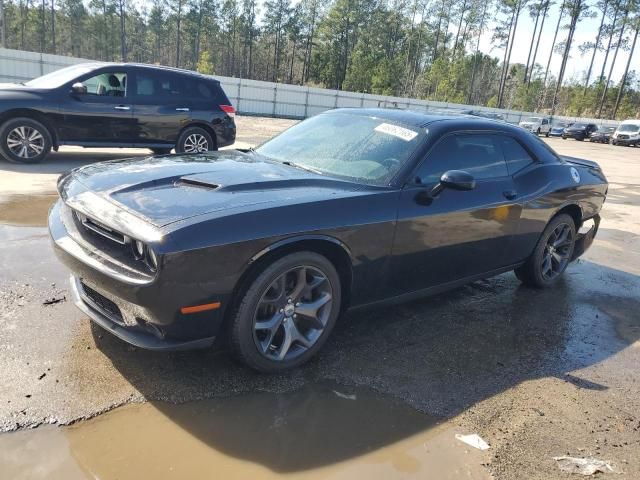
81, 282, 124, 324
618, 134, 629, 139
75, 211, 127, 245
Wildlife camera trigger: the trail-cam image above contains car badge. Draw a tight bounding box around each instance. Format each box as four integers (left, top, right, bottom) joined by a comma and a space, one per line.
570, 167, 580, 183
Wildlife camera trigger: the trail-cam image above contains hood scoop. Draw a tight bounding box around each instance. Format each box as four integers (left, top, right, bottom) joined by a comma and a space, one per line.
176, 176, 220, 190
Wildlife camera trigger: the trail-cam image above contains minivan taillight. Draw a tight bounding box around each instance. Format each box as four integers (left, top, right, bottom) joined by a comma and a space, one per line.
220, 105, 235, 118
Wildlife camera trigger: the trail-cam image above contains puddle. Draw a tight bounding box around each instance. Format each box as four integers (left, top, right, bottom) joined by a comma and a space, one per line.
0, 383, 491, 480
0, 194, 58, 227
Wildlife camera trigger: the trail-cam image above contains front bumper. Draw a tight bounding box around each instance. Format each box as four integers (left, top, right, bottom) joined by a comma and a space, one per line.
548, 131, 564, 137
611, 137, 637, 145
563, 132, 586, 139
571, 215, 600, 261
49, 200, 225, 351
70, 276, 215, 351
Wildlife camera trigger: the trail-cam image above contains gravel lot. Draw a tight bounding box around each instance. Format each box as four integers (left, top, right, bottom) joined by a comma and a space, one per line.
0, 116, 639, 479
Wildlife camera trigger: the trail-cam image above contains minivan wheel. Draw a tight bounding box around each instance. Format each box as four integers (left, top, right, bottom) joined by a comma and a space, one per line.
176, 127, 216, 154
0, 117, 52, 164
230, 251, 341, 373
515, 213, 576, 288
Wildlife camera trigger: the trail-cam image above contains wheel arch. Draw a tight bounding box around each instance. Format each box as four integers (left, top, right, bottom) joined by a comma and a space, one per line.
225, 235, 354, 327
0, 108, 58, 148
553, 203, 583, 230
179, 122, 218, 149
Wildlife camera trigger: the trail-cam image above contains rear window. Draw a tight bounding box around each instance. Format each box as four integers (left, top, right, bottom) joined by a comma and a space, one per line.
134, 70, 226, 102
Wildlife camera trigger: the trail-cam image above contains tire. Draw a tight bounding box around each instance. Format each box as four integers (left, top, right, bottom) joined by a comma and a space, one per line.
150, 147, 172, 155
514, 213, 577, 288
545, 130, 550, 137
0, 117, 52, 164
536, 128, 541, 135
175, 126, 216, 154
229, 251, 342, 373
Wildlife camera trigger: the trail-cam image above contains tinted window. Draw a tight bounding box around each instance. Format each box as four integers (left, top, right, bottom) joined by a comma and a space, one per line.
135, 71, 216, 101
416, 134, 508, 183
499, 136, 535, 174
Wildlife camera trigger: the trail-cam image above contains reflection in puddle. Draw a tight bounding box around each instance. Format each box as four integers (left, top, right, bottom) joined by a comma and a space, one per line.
0, 195, 57, 227
0, 383, 491, 479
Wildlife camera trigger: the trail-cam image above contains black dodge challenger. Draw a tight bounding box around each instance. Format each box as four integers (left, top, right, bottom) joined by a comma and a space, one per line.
49, 109, 608, 372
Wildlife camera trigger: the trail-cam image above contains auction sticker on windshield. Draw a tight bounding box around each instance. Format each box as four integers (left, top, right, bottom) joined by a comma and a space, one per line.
374, 123, 418, 141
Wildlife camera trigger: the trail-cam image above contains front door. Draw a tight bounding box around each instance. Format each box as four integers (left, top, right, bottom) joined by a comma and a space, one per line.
390, 132, 523, 294
59, 68, 135, 144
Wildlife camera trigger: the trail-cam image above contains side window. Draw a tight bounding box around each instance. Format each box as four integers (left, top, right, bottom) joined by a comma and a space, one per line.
542, 119, 548, 125
498, 136, 535, 175
416, 134, 509, 184
82, 71, 127, 97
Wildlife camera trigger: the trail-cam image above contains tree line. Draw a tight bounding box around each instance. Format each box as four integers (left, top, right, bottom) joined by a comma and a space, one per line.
1, 0, 638, 119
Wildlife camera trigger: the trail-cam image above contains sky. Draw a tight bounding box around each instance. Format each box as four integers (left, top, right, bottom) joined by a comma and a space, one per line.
477, 4, 639, 84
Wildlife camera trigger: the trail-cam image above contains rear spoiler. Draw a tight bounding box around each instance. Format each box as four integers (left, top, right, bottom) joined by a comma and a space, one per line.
560, 155, 601, 171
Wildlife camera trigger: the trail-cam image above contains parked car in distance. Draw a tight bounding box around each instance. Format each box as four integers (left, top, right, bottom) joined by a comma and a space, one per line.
611, 120, 640, 146
0, 63, 236, 164
518, 116, 551, 136
548, 122, 573, 137
589, 126, 616, 144
461, 110, 505, 122
49, 108, 608, 372
562, 123, 598, 141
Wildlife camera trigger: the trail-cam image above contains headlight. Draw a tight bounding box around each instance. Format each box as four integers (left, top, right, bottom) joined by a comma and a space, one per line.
147, 247, 158, 271
134, 240, 145, 258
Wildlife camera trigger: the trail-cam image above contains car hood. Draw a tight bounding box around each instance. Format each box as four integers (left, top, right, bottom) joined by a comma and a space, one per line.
62, 150, 367, 228
519, 122, 536, 127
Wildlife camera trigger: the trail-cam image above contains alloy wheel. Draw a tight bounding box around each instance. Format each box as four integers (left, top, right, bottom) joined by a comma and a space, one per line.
183, 133, 209, 153
253, 265, 333, 362
541, 223, 573, 280
6, 126, 45, 159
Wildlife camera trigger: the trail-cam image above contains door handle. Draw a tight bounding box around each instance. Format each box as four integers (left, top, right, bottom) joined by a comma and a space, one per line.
175, 107, 190, 112
114, 105, 130, 111
503, 190, 518, 200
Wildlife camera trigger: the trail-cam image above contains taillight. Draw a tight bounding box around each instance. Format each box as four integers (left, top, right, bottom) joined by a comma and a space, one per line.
220, 104, 235, 118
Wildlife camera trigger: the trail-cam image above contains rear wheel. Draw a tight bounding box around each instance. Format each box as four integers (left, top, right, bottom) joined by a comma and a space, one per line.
0, 117, 52, 164
176, 126, 216, 154
229, 251, 341, 372
515, 214, 576, 288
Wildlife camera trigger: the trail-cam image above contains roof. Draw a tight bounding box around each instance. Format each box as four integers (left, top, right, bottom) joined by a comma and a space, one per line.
74, 62, 218, 81
329, 107, 512, 129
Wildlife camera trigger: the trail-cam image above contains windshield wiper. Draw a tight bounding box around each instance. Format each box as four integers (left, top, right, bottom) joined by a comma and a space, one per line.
281, 161, 324, 175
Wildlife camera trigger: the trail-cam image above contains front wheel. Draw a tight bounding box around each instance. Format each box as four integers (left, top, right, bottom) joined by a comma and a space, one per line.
176, 126, 216, 154
515, 214, 576, 288
0, 117, 52, 164
545, 130, 550, 137
229, 251, 342, 372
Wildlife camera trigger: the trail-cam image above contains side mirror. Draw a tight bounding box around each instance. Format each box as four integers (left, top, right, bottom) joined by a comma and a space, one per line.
415, 170, 476, 204
439, 170, 476, 191
71, 82, 87, 95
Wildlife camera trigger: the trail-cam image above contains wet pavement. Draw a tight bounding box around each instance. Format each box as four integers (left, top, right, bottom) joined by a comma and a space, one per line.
0, 125, 639, 479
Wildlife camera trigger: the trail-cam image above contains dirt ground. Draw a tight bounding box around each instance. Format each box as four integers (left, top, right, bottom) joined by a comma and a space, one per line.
0, 116, 639, 479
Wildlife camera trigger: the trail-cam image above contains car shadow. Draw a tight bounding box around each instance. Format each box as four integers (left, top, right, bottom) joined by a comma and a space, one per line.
91, 259, 640, 473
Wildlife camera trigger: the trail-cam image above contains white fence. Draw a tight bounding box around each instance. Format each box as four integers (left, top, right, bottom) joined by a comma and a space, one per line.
0, 47, 620, 128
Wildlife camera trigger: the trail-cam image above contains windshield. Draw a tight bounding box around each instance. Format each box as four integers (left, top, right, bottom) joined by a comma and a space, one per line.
553, 123, 568, 128
619, 124, 640, 133
572, 123, 587, 128
524, 117, 541, 123
255, 112, 426, 185
24, 64, 98, 88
